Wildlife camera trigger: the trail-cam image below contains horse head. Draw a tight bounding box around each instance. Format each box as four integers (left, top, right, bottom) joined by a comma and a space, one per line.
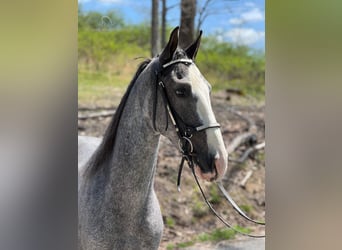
154, 27, 228, 182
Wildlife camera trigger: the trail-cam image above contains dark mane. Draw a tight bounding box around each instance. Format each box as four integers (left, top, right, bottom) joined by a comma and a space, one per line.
86, 59, 152, 175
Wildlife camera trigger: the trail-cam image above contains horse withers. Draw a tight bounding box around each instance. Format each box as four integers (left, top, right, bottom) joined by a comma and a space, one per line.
78, 27, 228, 250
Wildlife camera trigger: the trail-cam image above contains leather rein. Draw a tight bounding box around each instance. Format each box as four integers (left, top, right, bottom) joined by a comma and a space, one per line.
153, 58, 265, 238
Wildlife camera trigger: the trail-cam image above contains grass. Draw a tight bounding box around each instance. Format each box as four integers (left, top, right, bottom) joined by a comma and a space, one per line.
192, 201, 208, 218
78, 64, 134, 107
166, 241, 195, 250
198, 228, 236, 242
166, 244, 175, 250
78, 27, 265, 107
78, 53, 148, 106
198, 226, 251, 242
78, 62, 265, 107
240, 204, 253, 213
209, 185, 221, 204
165, 217, 175, 228
191, 188, 209, 218
202, 71, 265, 106
78, 72, 121, 107
166, 226, 252, 249
177, 241, 196, 248
255, 151, 265, 162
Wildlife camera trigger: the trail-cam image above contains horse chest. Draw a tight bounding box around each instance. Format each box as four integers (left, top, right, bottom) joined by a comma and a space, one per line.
79, 184, 163, 250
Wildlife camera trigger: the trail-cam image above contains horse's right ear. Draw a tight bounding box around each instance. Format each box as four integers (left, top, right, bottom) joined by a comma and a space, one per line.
159, 26, 179, 65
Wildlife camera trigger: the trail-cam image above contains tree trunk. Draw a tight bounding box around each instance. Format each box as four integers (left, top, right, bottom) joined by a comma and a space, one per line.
179, 0, 196, 48
151, 0, 160, 56
161, 0, 167, 48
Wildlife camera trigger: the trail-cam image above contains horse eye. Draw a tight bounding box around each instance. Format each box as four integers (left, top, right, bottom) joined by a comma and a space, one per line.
175, 88, 187, 97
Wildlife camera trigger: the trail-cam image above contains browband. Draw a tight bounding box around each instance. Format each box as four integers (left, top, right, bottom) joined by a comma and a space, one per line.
162, 58, 193, 69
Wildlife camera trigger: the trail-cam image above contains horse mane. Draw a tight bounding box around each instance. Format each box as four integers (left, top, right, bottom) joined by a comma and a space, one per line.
86, 58, 152, 176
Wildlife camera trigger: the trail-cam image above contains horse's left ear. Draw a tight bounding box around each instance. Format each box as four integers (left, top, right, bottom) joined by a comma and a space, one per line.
159, 26, 179, 65
185, 30, 202, 60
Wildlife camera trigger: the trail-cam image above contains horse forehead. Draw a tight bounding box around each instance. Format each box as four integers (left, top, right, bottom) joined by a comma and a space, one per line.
186, 64, 217, 124
188, 64, 210, 95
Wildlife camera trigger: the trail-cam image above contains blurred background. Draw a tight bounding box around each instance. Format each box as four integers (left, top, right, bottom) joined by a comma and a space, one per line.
0, 0, 340, 250
78, 0, 265, 108
78, 1, 265, 249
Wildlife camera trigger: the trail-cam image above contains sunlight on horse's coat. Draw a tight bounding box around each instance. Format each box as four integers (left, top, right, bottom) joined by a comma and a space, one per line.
188, 64, 228, 180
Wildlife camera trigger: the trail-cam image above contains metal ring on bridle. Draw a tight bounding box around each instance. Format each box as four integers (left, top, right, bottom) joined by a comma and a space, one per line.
184, 127, 194, 138
178, 136, 193, 154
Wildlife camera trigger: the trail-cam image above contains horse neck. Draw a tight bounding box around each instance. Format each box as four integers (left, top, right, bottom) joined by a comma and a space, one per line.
105, 68, 160, 204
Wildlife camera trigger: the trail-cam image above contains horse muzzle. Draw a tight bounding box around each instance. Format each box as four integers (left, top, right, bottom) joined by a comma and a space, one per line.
194, 151, 227, 182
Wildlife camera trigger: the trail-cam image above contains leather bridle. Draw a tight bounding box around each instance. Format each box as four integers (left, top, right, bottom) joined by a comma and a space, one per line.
153, 58, 265, 238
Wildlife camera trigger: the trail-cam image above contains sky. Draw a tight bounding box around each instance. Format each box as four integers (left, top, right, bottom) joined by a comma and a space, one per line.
78, 0, 265, 50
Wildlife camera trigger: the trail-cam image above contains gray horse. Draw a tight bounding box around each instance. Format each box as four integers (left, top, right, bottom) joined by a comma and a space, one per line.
78, 27, 228, 250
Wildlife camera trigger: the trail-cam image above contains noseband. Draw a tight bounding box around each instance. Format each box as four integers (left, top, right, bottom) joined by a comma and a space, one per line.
153, 58, 265, 238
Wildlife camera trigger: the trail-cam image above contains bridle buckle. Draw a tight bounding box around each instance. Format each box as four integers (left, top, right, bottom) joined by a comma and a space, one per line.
184, 127, 194, 138
158, 81, 165, 88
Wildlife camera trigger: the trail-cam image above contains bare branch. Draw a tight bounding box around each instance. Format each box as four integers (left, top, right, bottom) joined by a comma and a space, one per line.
240, 170, 253, 188
255, 141, 265, 150
229, 108, 257, 133
78, 107, 115, 111
195, 0, 233, 33
226, 109, 264, 164
229, 141, 265, 164
78, 110, 116, 120
166, 3, 179, 10
227, 132, 256, 154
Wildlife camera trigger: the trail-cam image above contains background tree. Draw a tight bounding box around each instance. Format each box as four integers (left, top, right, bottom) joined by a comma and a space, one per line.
78, 9, 124, 31
151, 0, 160, 56
161, 0, 167, 48
160, 0, 179, 48
179, 0, 196, 48
195, 0, 235, 34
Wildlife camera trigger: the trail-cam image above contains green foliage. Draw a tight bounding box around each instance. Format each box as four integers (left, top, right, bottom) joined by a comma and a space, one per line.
240, 204, 252, 213
198, 228, 236, 242
165, 217, 175, 228
192, 201, 208, 218
166, 244, 175, 250
209, 185, 221, 204
78, 9, 265, 106
255, 151, 265, 162
176, 241, 195, 248
234, 225, 252, 234
78, 26, 149, 70
78, 7, 125, 30
198, 226, 251, 242
197, 37, 265, 93
166, 240, 196, 250
167, 227, 252, 249
191, 189, 208, 218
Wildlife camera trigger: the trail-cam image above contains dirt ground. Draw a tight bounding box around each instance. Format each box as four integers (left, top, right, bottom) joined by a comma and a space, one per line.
78, 91, 265, 249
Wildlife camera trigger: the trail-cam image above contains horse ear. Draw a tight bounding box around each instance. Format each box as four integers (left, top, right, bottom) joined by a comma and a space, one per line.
185, 30, 202, 60
159, 26, 179, 65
